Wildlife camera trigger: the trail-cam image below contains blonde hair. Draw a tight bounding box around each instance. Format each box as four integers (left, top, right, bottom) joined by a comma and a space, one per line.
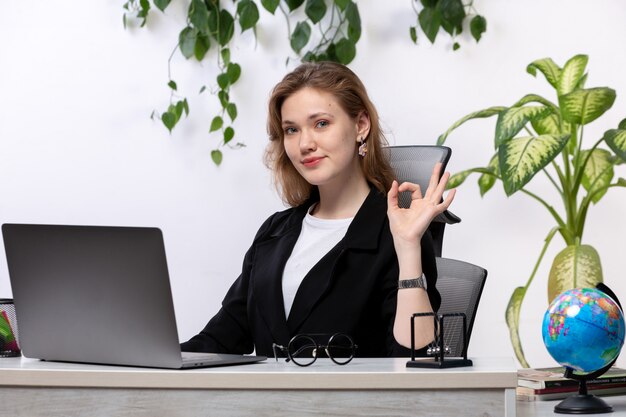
265, 62, 394, 207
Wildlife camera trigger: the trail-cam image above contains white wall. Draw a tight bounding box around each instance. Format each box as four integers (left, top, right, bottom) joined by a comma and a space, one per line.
2, 0, 625, 368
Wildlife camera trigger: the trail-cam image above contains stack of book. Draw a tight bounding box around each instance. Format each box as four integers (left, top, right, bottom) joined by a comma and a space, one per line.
517, 366, 626, 401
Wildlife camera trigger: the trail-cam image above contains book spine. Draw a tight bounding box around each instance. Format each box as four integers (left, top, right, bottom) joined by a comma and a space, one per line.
519, 375, 626, 389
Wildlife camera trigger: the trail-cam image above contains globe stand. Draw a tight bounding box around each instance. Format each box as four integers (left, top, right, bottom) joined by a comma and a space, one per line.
553, 357, 617, 414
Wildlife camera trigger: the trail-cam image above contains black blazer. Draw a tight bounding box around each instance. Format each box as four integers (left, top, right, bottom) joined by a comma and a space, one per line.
181, 188, 440, 357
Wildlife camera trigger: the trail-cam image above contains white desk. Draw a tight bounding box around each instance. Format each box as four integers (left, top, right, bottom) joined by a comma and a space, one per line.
0, 356, 517, 417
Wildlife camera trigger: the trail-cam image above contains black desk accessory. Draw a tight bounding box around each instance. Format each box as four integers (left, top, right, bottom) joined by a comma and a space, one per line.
406, 312, 473, 369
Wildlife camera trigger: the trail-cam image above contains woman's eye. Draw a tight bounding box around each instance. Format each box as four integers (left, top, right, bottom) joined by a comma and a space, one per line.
284, 127, 297, 135
316, 120, 329, 128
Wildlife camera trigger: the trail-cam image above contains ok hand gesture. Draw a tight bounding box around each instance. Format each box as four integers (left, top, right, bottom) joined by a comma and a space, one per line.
387, 162, 456, 251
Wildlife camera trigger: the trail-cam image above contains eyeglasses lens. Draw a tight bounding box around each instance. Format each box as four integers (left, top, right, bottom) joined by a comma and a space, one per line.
288, 335, 318, 366
327, 333, 354, 365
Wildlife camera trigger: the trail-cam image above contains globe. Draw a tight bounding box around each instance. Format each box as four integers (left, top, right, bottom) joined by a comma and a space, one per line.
542, 287, 625, 373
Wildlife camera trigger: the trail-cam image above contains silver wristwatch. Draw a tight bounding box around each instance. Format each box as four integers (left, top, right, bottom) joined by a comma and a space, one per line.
398, 274, 427, 290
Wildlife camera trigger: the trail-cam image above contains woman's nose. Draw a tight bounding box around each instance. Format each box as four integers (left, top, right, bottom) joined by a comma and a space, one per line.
299, 129, 316, 152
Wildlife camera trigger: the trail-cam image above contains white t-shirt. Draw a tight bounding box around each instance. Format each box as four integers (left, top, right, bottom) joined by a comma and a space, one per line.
282, 205, 353, 318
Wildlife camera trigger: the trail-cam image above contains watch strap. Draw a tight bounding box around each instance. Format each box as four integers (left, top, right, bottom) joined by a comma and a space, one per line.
398, 274, 427, 290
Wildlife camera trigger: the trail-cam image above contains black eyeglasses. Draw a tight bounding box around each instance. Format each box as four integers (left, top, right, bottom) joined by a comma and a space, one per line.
272, 333, 357, 366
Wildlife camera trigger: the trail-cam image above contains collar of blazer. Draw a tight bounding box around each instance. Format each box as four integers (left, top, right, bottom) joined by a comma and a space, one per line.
252, 187, 389, 343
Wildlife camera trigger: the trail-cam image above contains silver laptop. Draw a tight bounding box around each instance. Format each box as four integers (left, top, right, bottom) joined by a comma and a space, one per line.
2, 223, 266, 369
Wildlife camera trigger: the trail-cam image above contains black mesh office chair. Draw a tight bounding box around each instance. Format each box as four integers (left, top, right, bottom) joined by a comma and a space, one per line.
386, 145, 461, 257
435, 257, 487, 357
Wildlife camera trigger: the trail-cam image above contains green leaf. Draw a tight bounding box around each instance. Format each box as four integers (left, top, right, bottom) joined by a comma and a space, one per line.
194, 32, 210, 60
619, 118, 626, 130
261, 0, 280, 14
237, 0, 260, 32
527, 58, 562, 90
557, 54, 588, 97
334, 0, 349, 11
452, 42, 460, 51
179, 27, 198, 59
162, 112, 176, 133
199, 86, 207, 94
290, 21, 311, 53
224, 126, 235, 143
211, 149, 223, 166
217, 73, 229, 89
495, 106, 551, 146
499, 134, 570, 196
470, 15, 486, 42
221, 48, 230, 65
479, 154, 499, 196
418, 7, 441, 43
305, 0, 327, 24
218, 10, 235, 46
437, 0, 465, 36
448, 170, 473, 189
409, 26, 417, 44
218, 90, 229, 108
345, 2, 361, 43
560, 87, 616, 125
580, 149, 614, 203
226, 103, 237, 121
182, 98, 189, 116
603, 129, 626, 162
421, 0, 438, 6
175, 101, 185, 120
210, 116, 223, 132
167, 104, 180, 122
547, 244, 603, 303
531, 113, 563, 136
154, 0, 171, 12
189, 0, 209, 33
168, 80, 177, 91
227, 62, 241, 84
511, 94, 559, 111
285, 0, 305, 11
505, 287, 530, 368
335, 38, 356, 64
437, 106, 506, 145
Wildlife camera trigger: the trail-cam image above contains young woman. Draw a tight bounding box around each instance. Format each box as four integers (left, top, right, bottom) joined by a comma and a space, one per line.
181, 62, 455, 358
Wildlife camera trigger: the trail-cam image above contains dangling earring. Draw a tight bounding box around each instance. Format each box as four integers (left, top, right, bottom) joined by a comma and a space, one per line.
358, 136, 367, 157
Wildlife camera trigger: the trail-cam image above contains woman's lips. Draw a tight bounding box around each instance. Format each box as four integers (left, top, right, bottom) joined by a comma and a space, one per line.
302, 156, 324, 168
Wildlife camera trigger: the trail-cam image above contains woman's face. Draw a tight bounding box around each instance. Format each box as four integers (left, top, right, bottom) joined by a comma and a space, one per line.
281, 87, 370, 190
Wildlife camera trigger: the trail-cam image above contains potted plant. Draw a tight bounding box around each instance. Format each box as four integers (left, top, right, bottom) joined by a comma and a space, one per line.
437, 54, 626, 367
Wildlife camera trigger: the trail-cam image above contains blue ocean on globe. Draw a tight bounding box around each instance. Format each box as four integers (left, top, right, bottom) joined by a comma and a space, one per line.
542, 287, 625, 373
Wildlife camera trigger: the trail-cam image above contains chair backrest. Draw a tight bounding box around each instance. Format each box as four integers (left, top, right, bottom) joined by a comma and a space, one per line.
386, 145, 461, 257
435, 257, 487, 357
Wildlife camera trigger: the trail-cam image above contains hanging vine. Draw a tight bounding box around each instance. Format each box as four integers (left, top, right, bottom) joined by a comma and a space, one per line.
122, 0, 486, 165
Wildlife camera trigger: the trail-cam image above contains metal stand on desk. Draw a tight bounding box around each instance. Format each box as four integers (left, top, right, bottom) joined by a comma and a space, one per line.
406, 312, 473, 369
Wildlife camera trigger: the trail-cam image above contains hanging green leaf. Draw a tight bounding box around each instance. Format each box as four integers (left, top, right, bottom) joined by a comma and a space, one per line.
189, 0, 209, 33
218, 10, 235, 46
224, 126, 235, 144
470, 15, 486, 42
437, 106, 506, 145
526, 58, 562, 90
409, 26, 418, 44
194, 32, 210, 61
334, 0, 349, 11
346, 2, 361, 43
210, 116, 223, 132
261, 0, 280, 14
495, 106, 551, 146
603, 129, 626, 162
335, 38, 356, 64
580, 149, 614, 203
547, 244, 603, 303
167, 80, 177, 91
557, 54, 588, 97
437, 0, 465, 36
154, 0, 171, 12
179, 27, 198, 59
290, 21, 311, 53
221, 48, 231, 65
217, 73, 230, 89
211, 149, 223, 165
218, 90, 229, 108
619, 118, 626, 130
499, 134, 570, 195
182, 98, 189, 116
226, 103, 237, 121
505, 287, 530, 368
418, 7, 441, 43
560, 87, 616, 125
285, 0, 305, 12
237, 0, 260, 32
479, 154, 499, 196
452, 42, 460, 51
305, 0, 327, 24
162, 112, 177, 133
227, 63, 241, 84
